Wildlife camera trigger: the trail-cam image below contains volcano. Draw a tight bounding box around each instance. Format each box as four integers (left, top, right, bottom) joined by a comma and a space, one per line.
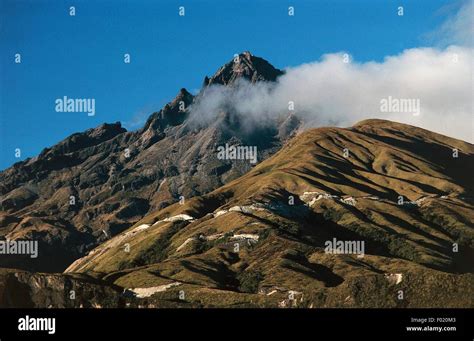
0, 53, 473, 308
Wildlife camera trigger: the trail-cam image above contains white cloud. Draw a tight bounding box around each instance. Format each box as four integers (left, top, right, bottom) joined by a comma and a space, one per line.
189, 45, 473, 142
188, 2, 473, 142
432, 0, 473, 47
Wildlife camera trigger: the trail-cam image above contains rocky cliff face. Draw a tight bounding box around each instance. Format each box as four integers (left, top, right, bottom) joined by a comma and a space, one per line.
0, 268, 123, 308
0, 52, 298, 272
204, 51, 284, 86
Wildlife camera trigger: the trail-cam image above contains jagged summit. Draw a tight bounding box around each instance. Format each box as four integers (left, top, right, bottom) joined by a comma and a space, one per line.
164, 88, 193, 108
0, 53, 296, 273
145, 53, 281, 132
204, 51, 284, 86
142, 88, 194, 132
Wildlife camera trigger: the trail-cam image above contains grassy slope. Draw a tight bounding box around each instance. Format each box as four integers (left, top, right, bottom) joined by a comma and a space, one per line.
65, 119, 474, 308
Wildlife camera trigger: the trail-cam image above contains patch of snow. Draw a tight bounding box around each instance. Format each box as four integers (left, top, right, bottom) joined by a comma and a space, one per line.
204, 233, 224, 241
340, 197, 357, 206
365, 196, 380, 200
214, 210, 228, 217
230, 234, 259, 242
307, 197, 319, 207
212, 203, 271, 217
134, 224, 150, 231
157, 178, 167, 190
415, 197, 428, 205
300, 192, 339, 206
176, 237, 197, 252
152, 213, 194, 226
164, 214, 194, 222
247, 204, 266, 212
384, 273, 403, 285
130, 282, 182, 298
301, 191, 322, 198
228, 205, 258, 214
122, 224, 151, 238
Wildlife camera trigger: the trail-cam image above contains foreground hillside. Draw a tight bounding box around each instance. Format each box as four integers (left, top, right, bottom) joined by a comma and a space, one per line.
62, 119, 474, 308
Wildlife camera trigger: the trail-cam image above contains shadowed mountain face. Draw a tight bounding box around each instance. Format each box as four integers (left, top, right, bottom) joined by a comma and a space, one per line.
0, 52, 299, 272
64, 119, 474, 308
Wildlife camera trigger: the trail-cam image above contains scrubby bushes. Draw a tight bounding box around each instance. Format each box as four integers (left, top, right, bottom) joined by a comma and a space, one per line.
237, 270, 264, 293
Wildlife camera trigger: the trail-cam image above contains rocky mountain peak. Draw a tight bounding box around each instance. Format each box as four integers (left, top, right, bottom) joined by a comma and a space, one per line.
204, 51, 284, 86
142, 88, 194, 133
88, 122, 126, 139
169, 88, 194, 109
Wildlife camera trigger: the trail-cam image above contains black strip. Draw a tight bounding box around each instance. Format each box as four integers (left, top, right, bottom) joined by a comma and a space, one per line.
0, 308, 471, 340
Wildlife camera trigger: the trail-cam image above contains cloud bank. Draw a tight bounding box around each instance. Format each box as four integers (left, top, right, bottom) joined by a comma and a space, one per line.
189, 2, 473, 142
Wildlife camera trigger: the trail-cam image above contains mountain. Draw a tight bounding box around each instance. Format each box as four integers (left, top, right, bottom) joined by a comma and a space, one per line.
62, 119, 474, 308
1, 51, 473, 308
203, 51, 284, 86
0, 52, 298, 272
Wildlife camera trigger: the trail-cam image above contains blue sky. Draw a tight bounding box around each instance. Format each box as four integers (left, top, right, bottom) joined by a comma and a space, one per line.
0, 0, 463, 169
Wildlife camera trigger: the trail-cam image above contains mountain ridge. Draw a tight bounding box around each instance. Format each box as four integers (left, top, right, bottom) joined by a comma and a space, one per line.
62, 119, 474, 308
0, 52, 296, 272
1, 52, 472, 308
